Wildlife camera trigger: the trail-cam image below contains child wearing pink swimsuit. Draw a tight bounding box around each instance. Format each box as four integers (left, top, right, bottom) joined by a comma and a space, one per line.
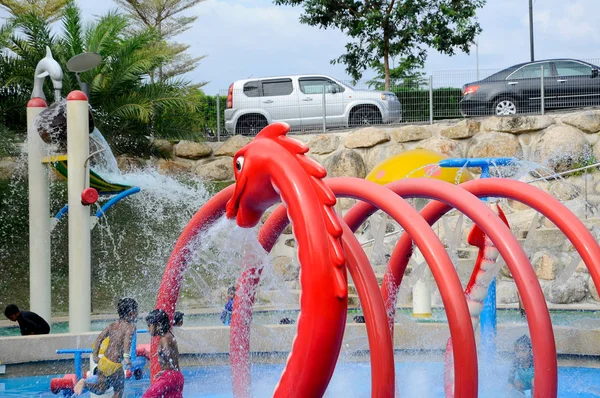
143, 369, 184, 398
142, 309, 184, 398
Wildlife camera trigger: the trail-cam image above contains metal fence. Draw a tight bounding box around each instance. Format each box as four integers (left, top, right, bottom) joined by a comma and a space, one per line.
200, 58, 600, 141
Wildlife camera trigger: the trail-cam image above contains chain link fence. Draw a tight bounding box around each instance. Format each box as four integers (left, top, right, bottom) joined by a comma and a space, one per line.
198, 58, 600, 141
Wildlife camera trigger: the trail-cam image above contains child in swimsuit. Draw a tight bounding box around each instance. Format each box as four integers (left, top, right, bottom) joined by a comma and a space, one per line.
73, 298, 138, 398
143, 309, 184, 398
173, 311, 184, 327
220, 286, 235, 326
507, 335, 534, 396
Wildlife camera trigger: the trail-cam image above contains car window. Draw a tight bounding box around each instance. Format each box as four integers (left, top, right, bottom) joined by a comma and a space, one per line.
261, 79, 293, 97
243, 81, 260, 97
299, 78, 344, 94
509, 63, 552, 79
555, 61, 592, 77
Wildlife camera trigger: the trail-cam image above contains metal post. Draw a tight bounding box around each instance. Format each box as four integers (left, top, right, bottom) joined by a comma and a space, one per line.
529, 0, 535, 62
27, 97, 52, 325
74, 352, 83, 380
322, 85, 327, 133
67, 91, 91, 333
585, 167, 589, 219
216, 94, 221, 142
476, 39, 480, 81
541, 65, 545, 115
429, 75, 434, 125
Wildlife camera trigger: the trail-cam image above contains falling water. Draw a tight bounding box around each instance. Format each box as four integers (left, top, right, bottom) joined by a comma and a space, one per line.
89, 128, 120, 175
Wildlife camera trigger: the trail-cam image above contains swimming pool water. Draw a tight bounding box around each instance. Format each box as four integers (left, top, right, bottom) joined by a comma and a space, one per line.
1, 362, 600, 397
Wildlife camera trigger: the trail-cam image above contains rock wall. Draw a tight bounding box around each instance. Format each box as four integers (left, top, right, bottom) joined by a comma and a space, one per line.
138, 109, 600, 184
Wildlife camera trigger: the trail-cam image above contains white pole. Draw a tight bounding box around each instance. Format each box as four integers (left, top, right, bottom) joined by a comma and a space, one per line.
67, 91, 91, 333
476, 39, 480, 81
27, 97, 51, 325
412, 278, 432, 318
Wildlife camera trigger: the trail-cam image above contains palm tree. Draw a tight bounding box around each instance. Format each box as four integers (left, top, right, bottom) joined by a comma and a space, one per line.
0, 1, 205, 155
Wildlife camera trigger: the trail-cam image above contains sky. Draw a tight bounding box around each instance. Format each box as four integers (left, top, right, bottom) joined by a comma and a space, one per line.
3, 0, 600, 94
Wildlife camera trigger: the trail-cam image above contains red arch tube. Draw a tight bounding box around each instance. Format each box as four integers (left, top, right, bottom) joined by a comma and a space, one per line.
343, 178, 557, 398
340, 222, 396, 397
152, 183, 395, 397
327, 178, 480, 396
245, 178, 478, 397
459, 178, 600, 301
154, 178, 479, 396
152, 185, 235, 380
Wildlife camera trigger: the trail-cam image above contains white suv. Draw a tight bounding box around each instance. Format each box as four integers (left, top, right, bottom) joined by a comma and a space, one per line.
224, 75, 402, 135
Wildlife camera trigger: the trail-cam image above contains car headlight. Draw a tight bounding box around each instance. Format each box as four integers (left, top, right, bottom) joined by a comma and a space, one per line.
381, 93, 397, 101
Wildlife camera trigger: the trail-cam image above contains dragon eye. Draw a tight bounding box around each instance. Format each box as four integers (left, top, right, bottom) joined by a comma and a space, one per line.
235, 156, 244, 172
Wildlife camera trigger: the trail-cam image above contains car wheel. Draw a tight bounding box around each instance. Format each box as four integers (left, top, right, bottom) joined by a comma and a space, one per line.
236, 114, 268, 136
349, 106, 383, 126
493, 98, 517, 116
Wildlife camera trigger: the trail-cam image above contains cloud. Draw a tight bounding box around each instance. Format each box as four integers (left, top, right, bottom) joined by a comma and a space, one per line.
424, 0, 600, 87
3, 0, 600, 93
183, 0, 354, 93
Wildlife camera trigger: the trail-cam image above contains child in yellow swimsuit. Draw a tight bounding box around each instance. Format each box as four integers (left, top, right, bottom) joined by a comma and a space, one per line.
74, 298, 138, 397
93, 337, 124, 376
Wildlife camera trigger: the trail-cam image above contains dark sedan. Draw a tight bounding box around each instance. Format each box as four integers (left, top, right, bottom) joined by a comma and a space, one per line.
460, 59, 600, 116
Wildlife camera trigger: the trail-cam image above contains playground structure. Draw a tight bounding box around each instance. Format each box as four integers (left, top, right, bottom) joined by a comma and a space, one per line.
149, 122, 600, 397
26, 49, 146, 395
21, 46, 600, 398
27, 48, 141, 333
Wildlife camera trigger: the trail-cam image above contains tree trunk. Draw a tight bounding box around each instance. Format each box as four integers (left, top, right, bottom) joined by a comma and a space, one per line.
157, 16, 163, 82
383, 40, 390, 91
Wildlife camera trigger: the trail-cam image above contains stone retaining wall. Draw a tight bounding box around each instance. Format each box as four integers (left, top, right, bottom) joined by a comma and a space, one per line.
141, 109, 600, 183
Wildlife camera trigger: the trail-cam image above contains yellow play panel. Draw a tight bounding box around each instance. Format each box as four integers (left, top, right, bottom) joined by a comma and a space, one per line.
366, 149, 473, 185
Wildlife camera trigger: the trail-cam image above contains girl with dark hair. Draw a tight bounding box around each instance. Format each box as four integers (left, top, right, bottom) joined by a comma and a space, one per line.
142, 310, 184, 398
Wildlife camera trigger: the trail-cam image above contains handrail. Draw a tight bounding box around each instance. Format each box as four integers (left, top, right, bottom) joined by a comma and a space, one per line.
526, 161, 600, 183
51, 187, 140, 230
54, 204, 69, 221
95, 187, 141, 219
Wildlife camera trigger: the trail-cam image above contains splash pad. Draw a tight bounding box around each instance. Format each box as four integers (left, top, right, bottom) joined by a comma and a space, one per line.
149, 122, 600, 397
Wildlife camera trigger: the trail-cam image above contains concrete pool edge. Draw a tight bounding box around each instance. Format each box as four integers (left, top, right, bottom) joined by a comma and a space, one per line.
1, 323, 599, 366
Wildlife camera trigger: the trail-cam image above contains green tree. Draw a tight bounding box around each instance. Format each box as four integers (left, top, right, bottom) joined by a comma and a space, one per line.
0, 0, 68, 22
0, 1, 205, 154
274, 0, 485, 91
366, 57, 426, 90
114, 0, 206, 82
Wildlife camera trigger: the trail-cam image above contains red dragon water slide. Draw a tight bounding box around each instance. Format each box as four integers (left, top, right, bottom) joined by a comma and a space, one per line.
151, 122, 600, 398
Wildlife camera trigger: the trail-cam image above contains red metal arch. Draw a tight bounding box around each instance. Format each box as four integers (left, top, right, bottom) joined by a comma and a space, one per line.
343, 178, 559, 398
151, 184, 396, 397
229, 216, 396, 398
151, 177, 587, 398
460, 178, 600, 297
238, 178, 478, 397
152, 185, 235, 379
